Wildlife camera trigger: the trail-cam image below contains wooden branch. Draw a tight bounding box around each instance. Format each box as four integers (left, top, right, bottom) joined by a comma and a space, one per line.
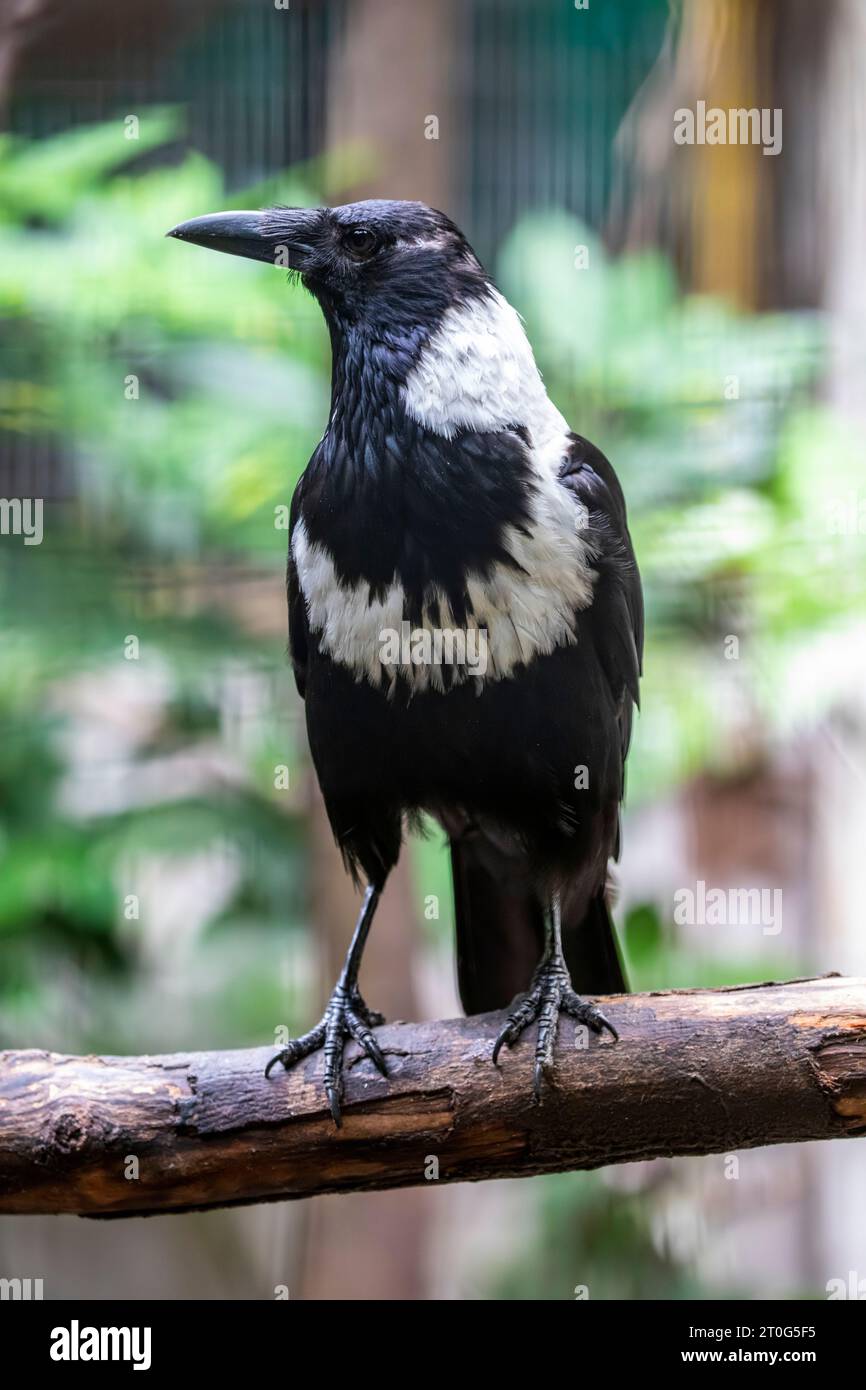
2, 975, 866, 1217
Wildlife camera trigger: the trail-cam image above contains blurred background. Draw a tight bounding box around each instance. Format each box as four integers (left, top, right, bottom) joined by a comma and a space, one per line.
1, 0, 865, 1300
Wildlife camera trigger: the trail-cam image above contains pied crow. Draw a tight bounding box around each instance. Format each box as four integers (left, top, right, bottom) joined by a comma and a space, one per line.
168, 200, 643, 1126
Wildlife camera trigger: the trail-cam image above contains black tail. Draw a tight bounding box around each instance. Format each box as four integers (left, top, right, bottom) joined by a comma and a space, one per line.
451, 839, 628, 1016
561, 888, 628, 996
451, 838, 545, 1014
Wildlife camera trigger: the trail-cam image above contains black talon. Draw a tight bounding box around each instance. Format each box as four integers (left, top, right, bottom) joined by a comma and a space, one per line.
532, 1061, 545, 1104
326, 1083, 343, 1128
562, 992, 619, 1043
264, 886, 387, 1125
265, 986, 387, 1121
493, 896, 619, 1102
343, 1001, 389, 1076
264, 1051, 286, 1079
264, 1021, 325, 1079
358, 1028, 388, 1076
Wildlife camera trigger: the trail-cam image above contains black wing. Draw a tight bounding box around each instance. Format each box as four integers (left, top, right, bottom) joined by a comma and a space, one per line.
555, 432, 642, 995
286, 477, 309, 700
560, 431, 643, 781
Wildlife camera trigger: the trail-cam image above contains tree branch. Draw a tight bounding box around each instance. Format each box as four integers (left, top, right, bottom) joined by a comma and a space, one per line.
2, 975, 865, 1217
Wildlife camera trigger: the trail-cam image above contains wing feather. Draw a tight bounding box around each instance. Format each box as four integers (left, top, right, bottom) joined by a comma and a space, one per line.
559, 432, 643, 843
286, 478, 309, 699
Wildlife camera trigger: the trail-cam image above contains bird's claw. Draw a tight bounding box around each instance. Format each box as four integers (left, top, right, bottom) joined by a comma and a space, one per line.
492, 957, 617, 1102
265, 984, 387, 1127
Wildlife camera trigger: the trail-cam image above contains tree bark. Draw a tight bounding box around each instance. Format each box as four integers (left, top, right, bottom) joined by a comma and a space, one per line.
2, 975, 865, 1218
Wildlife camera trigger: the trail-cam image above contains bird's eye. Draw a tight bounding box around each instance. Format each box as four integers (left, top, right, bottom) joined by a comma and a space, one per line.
345, 227, 378, 258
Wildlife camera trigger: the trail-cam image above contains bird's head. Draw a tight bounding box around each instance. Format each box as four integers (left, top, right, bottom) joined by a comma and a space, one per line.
167, 199, 490, 338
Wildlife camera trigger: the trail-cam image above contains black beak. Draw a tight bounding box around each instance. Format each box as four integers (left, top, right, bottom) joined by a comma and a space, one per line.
166, 209, 318, 269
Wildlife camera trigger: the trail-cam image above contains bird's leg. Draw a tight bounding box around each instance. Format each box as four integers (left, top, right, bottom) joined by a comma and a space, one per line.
492, 893, 618, 1101
265, 884, 386, 1126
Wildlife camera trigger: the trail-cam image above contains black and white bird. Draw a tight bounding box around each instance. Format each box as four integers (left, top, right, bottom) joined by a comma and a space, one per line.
168, 199, 643, 1125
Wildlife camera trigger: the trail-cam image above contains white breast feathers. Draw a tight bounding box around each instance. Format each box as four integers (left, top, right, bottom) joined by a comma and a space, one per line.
293, 289, 597, 692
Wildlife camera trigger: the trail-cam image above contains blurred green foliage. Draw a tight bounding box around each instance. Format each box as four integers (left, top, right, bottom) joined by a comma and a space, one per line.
491, 1171, 720, 1301
0, 112, 331, 1050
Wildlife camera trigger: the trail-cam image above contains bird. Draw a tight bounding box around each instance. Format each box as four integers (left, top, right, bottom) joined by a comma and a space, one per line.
167, 199, 643, 1127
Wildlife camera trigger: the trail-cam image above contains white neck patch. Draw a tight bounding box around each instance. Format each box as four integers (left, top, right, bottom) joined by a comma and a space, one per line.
401, 288, 568, 448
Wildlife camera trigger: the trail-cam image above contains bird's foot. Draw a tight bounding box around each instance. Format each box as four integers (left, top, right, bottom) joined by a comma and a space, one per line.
265, 983, 387, 1127
492, 955, 618, 1102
